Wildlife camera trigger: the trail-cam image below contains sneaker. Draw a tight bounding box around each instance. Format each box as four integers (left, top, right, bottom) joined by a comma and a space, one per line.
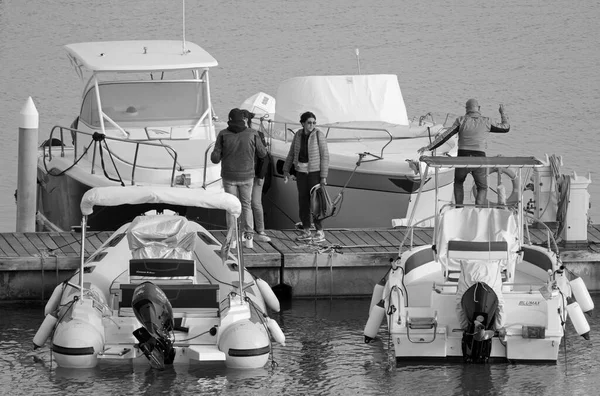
254, 232, 271, 243
296, 230, 313, 242
313, 230, 326, 243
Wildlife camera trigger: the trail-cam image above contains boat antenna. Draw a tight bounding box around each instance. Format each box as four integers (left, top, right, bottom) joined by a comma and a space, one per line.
355, 48, 361, 74
182, 0, 188, 54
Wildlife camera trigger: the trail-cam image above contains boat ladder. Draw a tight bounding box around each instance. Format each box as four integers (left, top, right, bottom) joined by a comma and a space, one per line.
406, 311, 438, 343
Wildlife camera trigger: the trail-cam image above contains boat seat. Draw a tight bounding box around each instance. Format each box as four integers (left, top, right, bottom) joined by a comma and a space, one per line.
118, 283, 219, 317
446, 240, 509, 261
128, 258, 196, 285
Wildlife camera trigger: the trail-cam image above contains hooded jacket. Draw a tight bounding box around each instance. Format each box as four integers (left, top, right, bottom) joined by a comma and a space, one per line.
211, 119, 267, 181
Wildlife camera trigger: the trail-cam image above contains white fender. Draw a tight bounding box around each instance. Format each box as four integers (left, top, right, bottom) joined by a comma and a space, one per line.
33, 312, 58, 349
369, 277, 385, 312
266, 317, 286, 346
566, 299, 590, 340
44, 283, 65, 316
570, 277, 594, 314
364, 299, 385, 343
256, 278, 280, 312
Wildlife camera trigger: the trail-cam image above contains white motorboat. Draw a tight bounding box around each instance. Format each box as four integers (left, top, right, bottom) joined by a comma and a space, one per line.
32, 186, 285, 369
37, 40, 224, 231
364, 155, 593, 363
241, 75, 458, 229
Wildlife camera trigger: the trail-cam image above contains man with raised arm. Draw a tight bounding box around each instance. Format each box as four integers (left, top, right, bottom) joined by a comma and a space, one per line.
418, 99, 510, 205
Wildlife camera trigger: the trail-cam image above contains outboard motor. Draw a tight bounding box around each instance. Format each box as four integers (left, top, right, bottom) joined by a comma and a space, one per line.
132, 282, 176, 370
460, 282, 498, 363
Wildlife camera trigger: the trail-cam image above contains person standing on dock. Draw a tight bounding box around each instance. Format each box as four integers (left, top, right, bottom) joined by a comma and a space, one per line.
283, 111, 330, 242
242, 109, 272, 243
418, 99, 510, 205
211, 108, 267, 245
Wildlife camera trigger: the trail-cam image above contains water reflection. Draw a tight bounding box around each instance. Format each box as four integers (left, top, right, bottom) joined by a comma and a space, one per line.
1, 297, 600, 395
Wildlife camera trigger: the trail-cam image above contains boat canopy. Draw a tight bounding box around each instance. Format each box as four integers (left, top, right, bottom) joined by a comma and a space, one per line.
80, 186, 241, 217
420, 156, 544, 169
275, 75, 409, 126
65, 40, 218, 72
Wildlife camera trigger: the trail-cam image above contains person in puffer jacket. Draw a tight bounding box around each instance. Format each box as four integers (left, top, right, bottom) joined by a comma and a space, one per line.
418, 99, 510, 205
283, 111, 330, 243
211, 108, 267, 243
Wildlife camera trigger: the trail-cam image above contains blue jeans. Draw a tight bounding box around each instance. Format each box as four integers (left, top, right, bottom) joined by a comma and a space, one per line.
454, 149, 487, 205
251, 178, 265, 233
223, 179, 254, 235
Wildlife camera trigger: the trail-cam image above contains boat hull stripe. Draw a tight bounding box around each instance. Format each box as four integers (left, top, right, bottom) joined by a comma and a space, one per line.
52, 344, 95, 356
228, 345, 270, 357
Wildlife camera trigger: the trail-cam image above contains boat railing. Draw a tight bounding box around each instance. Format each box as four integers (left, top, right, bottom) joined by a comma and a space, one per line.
260, 118, 407, 160
45, 125, 181, 186
523, 213, 560, 256
202, 141, 221, 189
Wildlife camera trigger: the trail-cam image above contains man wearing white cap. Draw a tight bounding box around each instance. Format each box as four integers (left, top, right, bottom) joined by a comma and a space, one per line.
418, 99, 510, 205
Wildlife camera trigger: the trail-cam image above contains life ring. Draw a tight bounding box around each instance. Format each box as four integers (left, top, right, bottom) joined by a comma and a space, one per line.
471, 167, 519, 206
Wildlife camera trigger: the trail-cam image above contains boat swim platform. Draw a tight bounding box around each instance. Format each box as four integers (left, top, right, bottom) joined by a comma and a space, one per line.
1, 226, 600, 300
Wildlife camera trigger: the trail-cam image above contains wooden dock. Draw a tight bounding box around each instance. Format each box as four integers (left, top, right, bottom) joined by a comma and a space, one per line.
1, 226, 600, 300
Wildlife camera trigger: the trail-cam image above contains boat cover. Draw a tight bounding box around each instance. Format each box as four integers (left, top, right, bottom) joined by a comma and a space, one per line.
127, 215, 195, 260
65, 40, 218, 72
436, 207, 519, 330
80, 186, 241, 217
274, 75, 409, 126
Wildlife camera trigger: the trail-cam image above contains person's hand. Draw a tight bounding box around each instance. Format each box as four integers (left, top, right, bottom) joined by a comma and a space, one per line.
417, 146, 428, 155
499, 104, 505, 115
257, 178, 264, 186
320, 178, 327, 186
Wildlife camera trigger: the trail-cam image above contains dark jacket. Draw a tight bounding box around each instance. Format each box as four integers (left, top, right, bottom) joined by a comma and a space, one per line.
428, 110, 510, 152
211, 121, 267, 181
255, 130, 270, 179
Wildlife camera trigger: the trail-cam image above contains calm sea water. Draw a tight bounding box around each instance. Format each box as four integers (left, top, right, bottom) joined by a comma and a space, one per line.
1, 297, 599, 396
1, 0, 600, 394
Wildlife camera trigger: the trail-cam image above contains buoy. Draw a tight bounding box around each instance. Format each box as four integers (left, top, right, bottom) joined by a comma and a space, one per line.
44, 283, 65, 316
566, 298, 590, 340
364, 299, 385, 343
256, 278, 280, 312
570, 277, 594, 315
369, 277, 386, 312
33, 312, 58, 349
266, 317, 286, 346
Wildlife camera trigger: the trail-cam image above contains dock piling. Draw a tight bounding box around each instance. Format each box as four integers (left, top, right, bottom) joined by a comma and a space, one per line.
16, 97, 39, 232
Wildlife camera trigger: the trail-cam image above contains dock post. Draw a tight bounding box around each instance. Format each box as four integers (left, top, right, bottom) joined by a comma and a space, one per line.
16, 97, 39, 232
562, 171, 592, 248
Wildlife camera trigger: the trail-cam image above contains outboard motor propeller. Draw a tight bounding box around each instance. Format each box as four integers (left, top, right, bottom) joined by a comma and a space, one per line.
131, 281, 176, 369
460, 282, 498, 363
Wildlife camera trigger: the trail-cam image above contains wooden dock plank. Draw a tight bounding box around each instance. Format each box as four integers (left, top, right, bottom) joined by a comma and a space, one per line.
23, 233, 50, 254
340, 230, 377, 252
0, 235, 13, 256
587, 225, 600, 243
48, 233, 77, 255
354, 230, 397, 253
12, 233, 41, 256
0, 233, 28, 256
330, 231, 364, 252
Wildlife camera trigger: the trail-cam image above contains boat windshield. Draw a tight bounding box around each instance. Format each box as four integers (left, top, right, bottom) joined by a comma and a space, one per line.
79, 81, 209, 128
